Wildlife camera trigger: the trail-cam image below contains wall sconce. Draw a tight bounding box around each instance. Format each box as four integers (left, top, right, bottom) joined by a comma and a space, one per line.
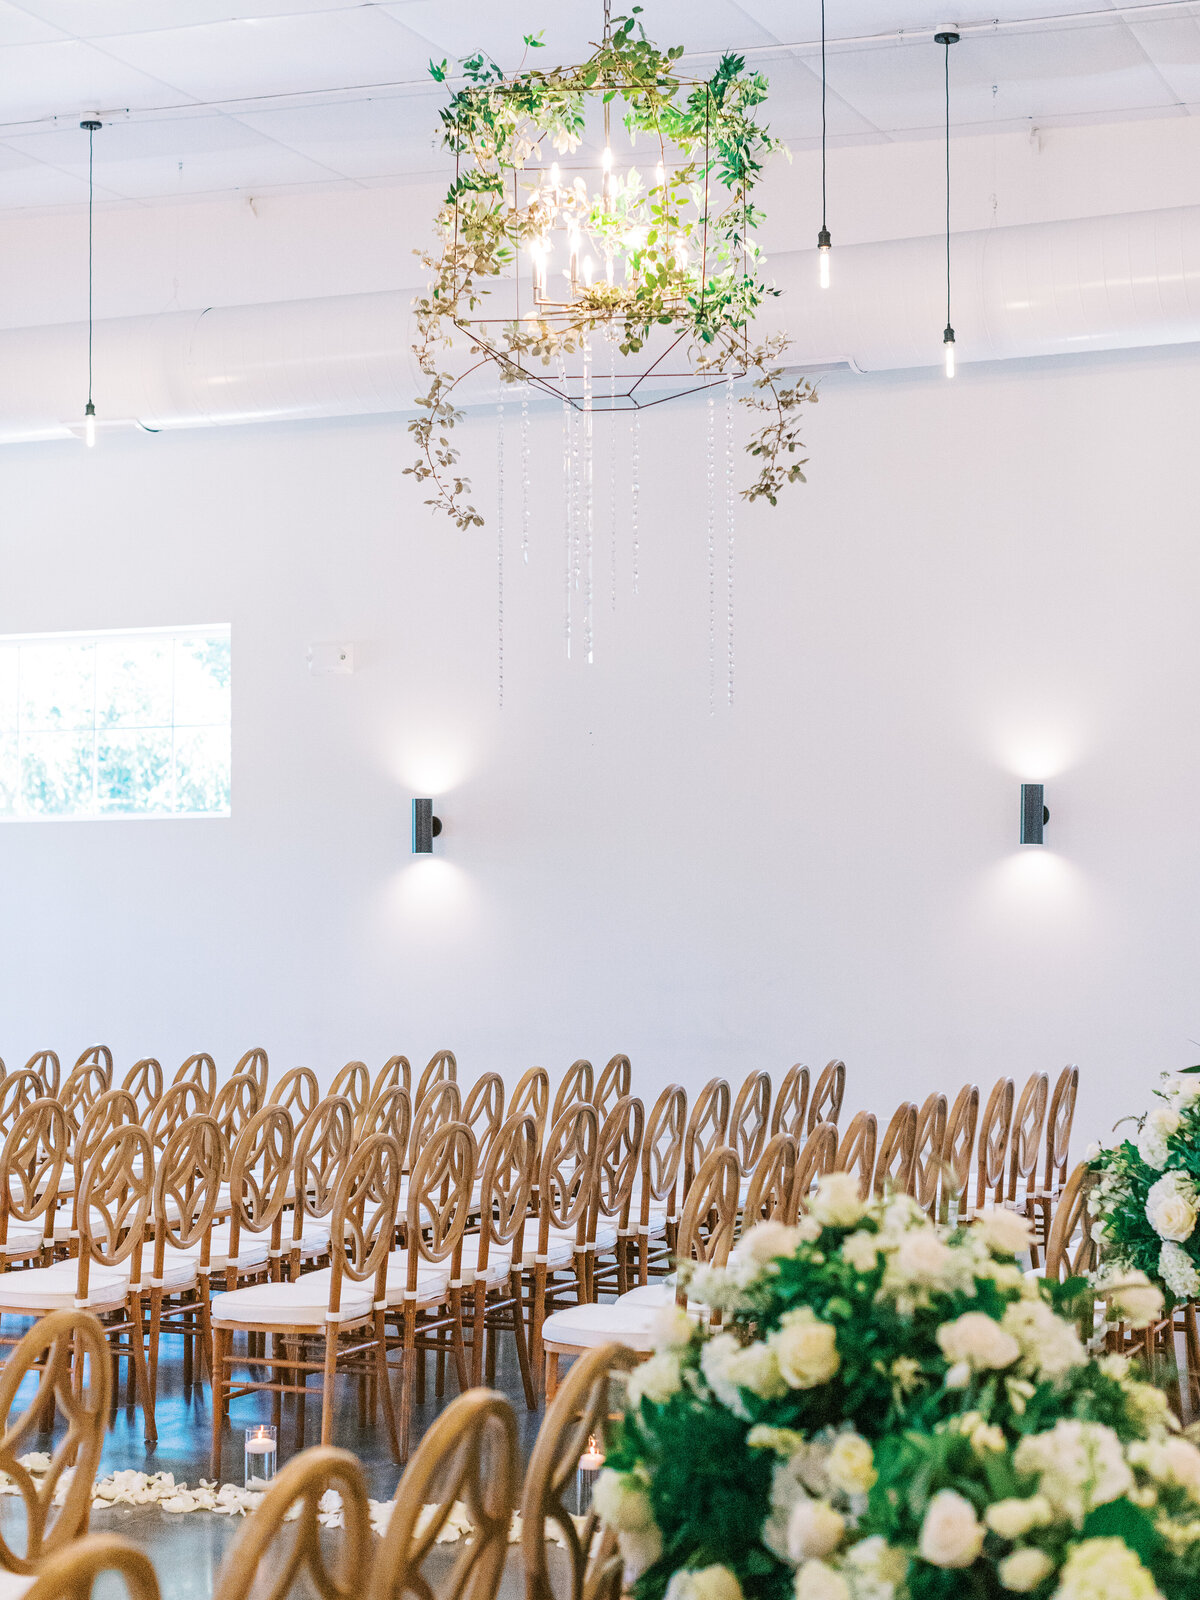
411, 798, 443, 854
1020, 783, 1049, 845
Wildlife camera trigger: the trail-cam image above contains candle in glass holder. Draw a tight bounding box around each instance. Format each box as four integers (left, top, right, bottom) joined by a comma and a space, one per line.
244, 1425, 277, 1490
576, 1434, 604, 1515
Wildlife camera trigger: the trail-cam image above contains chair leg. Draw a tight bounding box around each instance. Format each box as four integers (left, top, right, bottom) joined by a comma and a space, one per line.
470, 1285, 486, 1388
448, 1289, 470, 1394
508, 1272, 536, 1411
545, 1350, 560, 1401
374, 1311, 401, 1464
531, 1264, 548, 1394
295, 1337, 308, 1451
399, 1315, 418, 1464
210, 1326, 228, 1480
146, 1292, 162, 1416
128, 1299, 156, 1446
320, 1332, 338, 1447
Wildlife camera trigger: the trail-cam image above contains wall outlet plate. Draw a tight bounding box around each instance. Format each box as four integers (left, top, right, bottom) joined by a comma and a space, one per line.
307, 642, 355, 675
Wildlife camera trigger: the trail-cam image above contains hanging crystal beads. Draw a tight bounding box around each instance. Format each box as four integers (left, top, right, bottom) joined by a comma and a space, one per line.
631, 408, 640, 597
725, 372, 736, 706
497, 399, 505, 708
583, 335, 594, 664
706, 387, 716, 715
520, 383, 530, 564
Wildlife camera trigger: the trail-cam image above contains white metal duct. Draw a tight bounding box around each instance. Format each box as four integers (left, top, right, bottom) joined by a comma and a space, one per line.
0, 203, 1198, 446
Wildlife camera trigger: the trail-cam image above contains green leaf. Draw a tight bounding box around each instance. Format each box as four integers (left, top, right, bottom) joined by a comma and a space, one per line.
1080, 1497, 1161, 1564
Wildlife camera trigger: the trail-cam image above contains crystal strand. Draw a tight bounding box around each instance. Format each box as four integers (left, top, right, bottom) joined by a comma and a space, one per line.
520, 384, 530, 564
583, 334, 594, 665
561, 355, 573, 659
706, 386, 716, 716
609, 335, 617, 610
631, 408, 640, 595
725, 372, 735, 707
570, 360, 581, 606
497, 399, 505, 708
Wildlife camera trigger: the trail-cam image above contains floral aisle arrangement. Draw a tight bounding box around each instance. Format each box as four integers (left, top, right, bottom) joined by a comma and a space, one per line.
1090, 1071, 1200, 1304
594, 1175, 1198, 1600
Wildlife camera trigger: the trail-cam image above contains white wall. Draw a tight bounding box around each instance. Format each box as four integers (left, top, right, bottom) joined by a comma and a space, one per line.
1, 336, 1197, 1147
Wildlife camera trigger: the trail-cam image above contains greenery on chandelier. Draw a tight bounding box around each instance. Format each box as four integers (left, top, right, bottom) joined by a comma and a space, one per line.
407, 9, 816, 528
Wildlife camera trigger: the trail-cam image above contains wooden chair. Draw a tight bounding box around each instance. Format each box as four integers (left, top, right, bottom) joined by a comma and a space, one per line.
370, 1391, 517, 1600
742, 1132, 799, 1228
146, 1081, 209, 1158
406, 1078, 461, 1176
1007, 1072, 1050, 1260
521, 1344, 639, 1600
551, 1060, 594, 1126
268, 1067, 319, 1123
71, 1046, 113, 1084
939, 1084, 979, 1224
329, 1061, 370, 1126
23, 1052, 60, 1097
682, 1076, 730, 1193
527, 1104, 600, 1386
730, 1071, 772, 1181
59, 1062, 110, 1136
1032, 1066, 1080, 1251
508, 1066, 550, 1151
793, 1122, 838, 1212
0, 1098, 67, 1267
771, 1063, 810, 1138
806, 1059, 846, 1133
119, 1059, 163, 1119
1043, 1162, 1096, 1284
634, 1084, 686, 1285
173, 1053, 216, 1108
463, 1072, 505, 1173
835, 1111, 877, 1199
873, 1102, 918, 1195
414, 1049, 457, 1110
973, 1078, 1015, 1216
212, 1446, 369, 1600
369, 1054, 411, 1108
589, 1096, 644, 1299
285, 1095, 353, 1280
361, 1085, 412, 1157
0, 1309, 110, 1578
211, 1135, 401, 1474
0, 1071, 47, 1134
234, 1048, 270, 1099
56, 1088, 139, 1244
912, 1092, 948, 1216
593, 1055, 631, 1121
212, 1073, 264, 1173
466, 1113, 538, 1405
23, 1534, 160, 1600
215, 1106, 295, 1294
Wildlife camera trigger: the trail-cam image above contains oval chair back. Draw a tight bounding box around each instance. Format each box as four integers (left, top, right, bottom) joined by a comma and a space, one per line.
794, 1122, 838, 1213
730, 1070, 772, 1175
742, 1131, 799, 1227
873, 1101, 918, 1196
806, 1059, 846, 1133
172, 1054, 216, 1109
835, 1111, 877, 1199
771, 1063, 810, 1138
120, 1058, 163, 1119
682, 1076, 730, 1193
592, 1054, 631, 1122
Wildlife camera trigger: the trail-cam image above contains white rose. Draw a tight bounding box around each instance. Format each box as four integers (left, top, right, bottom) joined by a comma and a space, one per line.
985, 1497, 1054, 1540
664, 1566, 743, 1600
619, 1526, 663, 1582
1160, 1437, 1200, 1499
701, 1333, 749, 1417
1168, 1074, 1200, 1106
997, 1548, 1054, 1592
825, 1432, 877, 1496
796, 1215, 822, 1242
652, 1304, 695, 1352
769, 1311, 840, 1389
976, 1208, 1033, 1257
592, 1469, 654, 1531
736, 1220, 801, 1268
1102, 1271, 1164, 1330
793, 1560, 851, 1600
1053, 1538, 1159, 1600
1013, 1422, 1132, 1527
727, 1340, 788, 1401
809, 1172, 866, 1229
842, 1537, 907, 1590
841, 1231, 880, 1273
917, 1491, 985, 1568
936, 1312, 1020, 1372
627, 1352, 683, 1408
1146, 1172, 1197, 1243
787, 1499, 845, 1560
895, 1229, 956, 1287
1001, 1299, 1086, 1379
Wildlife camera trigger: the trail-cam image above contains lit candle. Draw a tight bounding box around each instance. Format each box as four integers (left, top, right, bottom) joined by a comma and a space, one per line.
655, 160, 666, 188
579, 1443, 605, 1471
582, 255, 595, 287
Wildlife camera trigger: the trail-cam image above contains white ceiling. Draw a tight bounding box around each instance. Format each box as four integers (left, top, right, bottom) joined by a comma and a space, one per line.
0, 0, 1197, 210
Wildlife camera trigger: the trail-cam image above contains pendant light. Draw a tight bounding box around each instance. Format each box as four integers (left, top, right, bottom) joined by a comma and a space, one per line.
81, 117, 101, 445
934, 32, 959, 377
817, 0, 831, 287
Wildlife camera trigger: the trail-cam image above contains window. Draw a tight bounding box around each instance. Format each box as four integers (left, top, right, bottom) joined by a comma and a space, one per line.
0, 625, 231, 820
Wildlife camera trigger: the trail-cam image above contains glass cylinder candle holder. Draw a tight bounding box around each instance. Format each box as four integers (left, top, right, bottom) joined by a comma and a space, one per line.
576, 1434, 604, 1516
244, 1425, 277, 1490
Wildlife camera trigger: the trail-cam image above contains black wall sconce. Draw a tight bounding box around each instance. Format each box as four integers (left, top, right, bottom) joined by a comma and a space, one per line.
1020, 783, 1049, 845
411, 798, 443, 854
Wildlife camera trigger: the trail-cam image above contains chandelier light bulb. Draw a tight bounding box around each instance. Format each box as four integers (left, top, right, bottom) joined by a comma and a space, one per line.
583, 255, 595, 286
602, 146, 613, 172
84, 401, 96, 448
655, 160, 666, 187
818, 226, 832, 289
943, 326, 956, 379
550, 162, 560, 188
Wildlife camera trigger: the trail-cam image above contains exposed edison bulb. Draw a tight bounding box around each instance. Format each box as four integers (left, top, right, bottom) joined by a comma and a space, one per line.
549, 162, 560, 188
817, 226, 831, 289
602, 146, 613, 172
655, 160, 666, 187
943, 327, 956, 378
84, 402, 96, 448
674, 242, 688, 272
582, 255, 595, 286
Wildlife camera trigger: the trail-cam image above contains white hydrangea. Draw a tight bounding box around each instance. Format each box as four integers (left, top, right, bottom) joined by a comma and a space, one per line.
734, 1220, 801, 1270
1159, 1240, 1200, 1300
592, 1469, 655, 1531
975, 1208, 1033, 1257
1131, 1436, 1200, 1500
936, 1312, 1020, 1373
984, 1496, 1055, 1540
840, 1536, 907, 1600
651, 1304, 695, 1352
1001, 1298, 1086, 1379
786, 1498, 844, 1561
627, 1351, 683, 1408
1052, 1536, 1161, 1600
793, 1559, 851, 1600
700, 1333, 751, 1418
664, 1565, 744, 1600
809, 1172, 866, 1229
1012, 1421, 1132, 1527
841, 1230, 881, 1273
1137, 1121, 1171, 1172
1145, 1170, 1197, 1242
1164, 1073, 1200, 1106
726, 1340, 788, 1402
997, 1547, 1054, 1592
769, 1310, 841, 1389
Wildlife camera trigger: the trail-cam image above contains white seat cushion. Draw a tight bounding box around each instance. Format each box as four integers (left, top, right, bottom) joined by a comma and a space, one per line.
541, 1301, 661, 1353
126, 1251, 200, 1293
0, 1261, 129, 1312
0, 1228, 44, 1258
0, 1568, 34, 1600
592, 1221, 619, 1252
382, 1252, 452, 1306
176, 1224, 271, 1272
284, 1222, 330, 1259
460, 1234, 514, 1288
515, 1229, 579, 1271
616, 1281, 707, 1313
211, 1278, 373, 1328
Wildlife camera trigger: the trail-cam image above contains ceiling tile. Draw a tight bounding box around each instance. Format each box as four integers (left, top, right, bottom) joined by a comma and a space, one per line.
0, 37, 185, 122
731, 1, 1139, 45
7, 0, 376, 37
0, 2, 66, 45
0, 138, 114, 204
1124, 17, 1200, 106
231, 91, 446, 179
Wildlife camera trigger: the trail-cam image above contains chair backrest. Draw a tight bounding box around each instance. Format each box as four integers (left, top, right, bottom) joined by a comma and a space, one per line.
329, 1133, 402, 1297
873, 1102, 918, 1196
463, 1072, 505, 1170
592, 1054, 631, 1121
234, 1048, 269, 1097
976, 1077, 1015, 1209
404, 1122, 475, 1282
0, 1098, 68, 1241
328, 1060, 370, 1123
508, 1067, 550, 1152
521, 1343, 639, 1600
742, 1132, 799, 1227
538, 1103, 599, 1247
72, 1045, 113, 1081
151, 1114, 223, 1268
173, 1053, 216, 1108
0, 1071, 47, 1135
146, 1081, 208, 1154
771, 1063, 810, 1138
0, 1310, 111, 1574
226, 1106, 294, 1246
835, 1111, 877, 1199
72, 1090, 138, 1233
793, 1121, 838, 1211
912, 1091, 948, 1214
120, 1058, 163, 1119
23, 1051, 60, 1097
806, 1059, 846, 1133
475, 1113, 537, 1275
212, 1447, 369, 1600
674, 1146, 740, 1299
408, 1078, 462, 1169
1044, 1161, 1097, 1283
369, 1054, 411, 1109
683, 1076, 731, 1191
77, 1124, 153, 1289
370, 1391, 517, 1600
940, 1084, 979, 1221
1044, 1065, 1079, 1193
360, 1084, 412, 1158
414, 1049, 457, 1110
730, 1071, 772, 1173
211, 1073, 264, 1172
60, 1062, 110, 1134
268, 1067, 319, 1123
551, 1059, 594, 1126
640, 1084, 686, 1219
24, 1533, 161, 1600
594, 1095, 644, 1228
1007, 1072, 1050, 1201
289, 1095, 354, 1251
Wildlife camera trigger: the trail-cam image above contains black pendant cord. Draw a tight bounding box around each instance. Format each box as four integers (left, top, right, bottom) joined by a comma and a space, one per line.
820, 0, 827, 234
81, 117, 101, 429
934, 32, 959, 351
